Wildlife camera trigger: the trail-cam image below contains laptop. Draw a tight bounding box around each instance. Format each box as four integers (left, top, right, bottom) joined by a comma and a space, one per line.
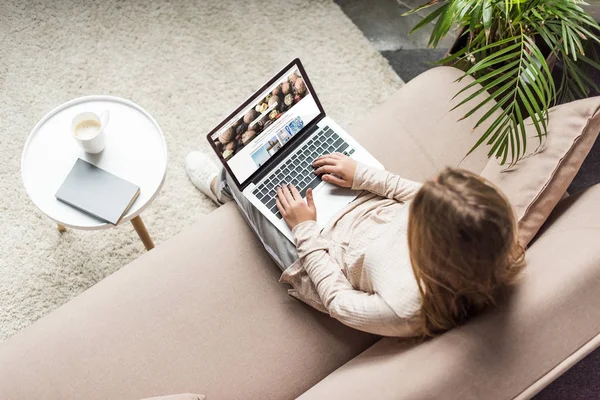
207, 58, 383, 241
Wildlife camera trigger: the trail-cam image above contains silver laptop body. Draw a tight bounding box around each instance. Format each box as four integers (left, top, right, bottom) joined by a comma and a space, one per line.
207, 58, 382, 241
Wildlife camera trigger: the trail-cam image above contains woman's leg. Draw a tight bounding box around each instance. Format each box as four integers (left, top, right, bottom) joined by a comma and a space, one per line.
212, 167, 299, 271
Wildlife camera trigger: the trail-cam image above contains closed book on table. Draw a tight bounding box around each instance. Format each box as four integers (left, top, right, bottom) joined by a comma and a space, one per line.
55, 158, 140, 225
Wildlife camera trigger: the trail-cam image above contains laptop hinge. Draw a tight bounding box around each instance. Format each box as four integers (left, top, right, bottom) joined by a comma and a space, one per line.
247, 118, 323, 188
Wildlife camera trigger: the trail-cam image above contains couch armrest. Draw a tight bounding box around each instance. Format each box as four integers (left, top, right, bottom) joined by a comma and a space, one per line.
299, 184, 600, 400
349, 66, 503, 181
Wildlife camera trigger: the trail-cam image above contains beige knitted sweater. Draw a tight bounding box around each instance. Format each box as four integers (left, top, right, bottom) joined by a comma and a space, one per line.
280, 162, 423, 337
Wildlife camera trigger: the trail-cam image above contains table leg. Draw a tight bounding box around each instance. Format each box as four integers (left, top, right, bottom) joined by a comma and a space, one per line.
131, 215, 155, 251
57, 224, 67, 232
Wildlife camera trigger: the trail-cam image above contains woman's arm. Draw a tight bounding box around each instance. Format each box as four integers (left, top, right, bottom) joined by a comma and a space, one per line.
312, 154, 421, 202
351, 162, 422, 202
275, 185, 416, 337
293, 221, 417, 337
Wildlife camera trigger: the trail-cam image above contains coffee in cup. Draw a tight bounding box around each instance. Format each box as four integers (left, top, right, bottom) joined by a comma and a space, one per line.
71, 111, 110, 154
75, 119, 102, 139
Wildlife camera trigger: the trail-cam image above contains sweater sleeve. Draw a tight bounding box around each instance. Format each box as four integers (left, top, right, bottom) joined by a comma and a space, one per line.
292, 221, 414, 337
351, 162, 422, 202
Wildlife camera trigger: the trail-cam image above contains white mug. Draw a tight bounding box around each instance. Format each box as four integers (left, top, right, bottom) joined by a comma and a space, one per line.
71, 111, 110, 154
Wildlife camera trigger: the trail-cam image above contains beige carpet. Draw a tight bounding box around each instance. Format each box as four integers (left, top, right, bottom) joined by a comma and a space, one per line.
0, 0, 403, 341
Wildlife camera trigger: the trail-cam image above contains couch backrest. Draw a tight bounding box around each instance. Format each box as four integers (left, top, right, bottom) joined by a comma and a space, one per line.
348, 67, 500, 180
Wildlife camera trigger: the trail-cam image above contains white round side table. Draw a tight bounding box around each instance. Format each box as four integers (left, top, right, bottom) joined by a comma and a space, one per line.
21, 95, 167, 250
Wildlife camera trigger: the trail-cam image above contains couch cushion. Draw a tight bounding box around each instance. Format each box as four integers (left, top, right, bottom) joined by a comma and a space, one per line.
0, 204, 377, 400
350, 67, 504, 179
481, 97, 600, 246
298, 184, 600, 400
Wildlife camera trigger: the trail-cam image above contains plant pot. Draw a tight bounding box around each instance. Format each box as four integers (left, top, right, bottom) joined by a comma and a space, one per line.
444, 26, 468, 61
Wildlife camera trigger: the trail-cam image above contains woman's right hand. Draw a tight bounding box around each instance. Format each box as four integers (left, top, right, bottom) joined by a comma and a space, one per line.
312, 152, 357, 188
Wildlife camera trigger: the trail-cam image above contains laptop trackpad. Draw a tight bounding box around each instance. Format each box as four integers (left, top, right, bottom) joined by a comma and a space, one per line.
312, 182, 357, 228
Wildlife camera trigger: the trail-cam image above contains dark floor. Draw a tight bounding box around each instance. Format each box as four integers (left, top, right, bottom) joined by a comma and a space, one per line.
335, 0, 455, 81
336, 0, 600, 398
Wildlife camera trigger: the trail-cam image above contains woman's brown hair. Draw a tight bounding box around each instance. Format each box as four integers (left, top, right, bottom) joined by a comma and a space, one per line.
408, 168, 525, 337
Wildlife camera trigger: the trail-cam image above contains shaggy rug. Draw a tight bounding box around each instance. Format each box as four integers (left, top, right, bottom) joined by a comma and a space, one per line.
0, 0, 403, 341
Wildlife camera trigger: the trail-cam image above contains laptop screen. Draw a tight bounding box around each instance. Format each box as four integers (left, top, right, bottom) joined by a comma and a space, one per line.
208, 60, 323, 187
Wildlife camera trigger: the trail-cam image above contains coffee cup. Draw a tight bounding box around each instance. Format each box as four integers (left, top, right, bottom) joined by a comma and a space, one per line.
72, 111, 110, 154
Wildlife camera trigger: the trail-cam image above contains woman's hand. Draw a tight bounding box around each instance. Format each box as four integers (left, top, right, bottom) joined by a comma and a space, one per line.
276, 184, 317, 229
312, 152, 357, 188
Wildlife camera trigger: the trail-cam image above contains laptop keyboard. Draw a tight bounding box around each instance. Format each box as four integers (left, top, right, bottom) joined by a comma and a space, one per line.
252, 126, 355, 219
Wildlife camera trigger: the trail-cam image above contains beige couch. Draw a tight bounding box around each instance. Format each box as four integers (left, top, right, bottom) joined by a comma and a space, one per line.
2, 67, 600, 400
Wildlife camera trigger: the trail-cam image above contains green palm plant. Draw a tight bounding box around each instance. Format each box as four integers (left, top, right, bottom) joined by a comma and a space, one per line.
405, 0, 600, 167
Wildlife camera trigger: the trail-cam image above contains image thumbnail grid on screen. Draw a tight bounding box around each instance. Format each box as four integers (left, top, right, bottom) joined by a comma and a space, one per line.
210, 66, 320, 184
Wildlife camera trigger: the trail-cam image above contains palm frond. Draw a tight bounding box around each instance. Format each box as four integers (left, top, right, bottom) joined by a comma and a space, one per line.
404, 0, 600, 166
408, 3, 449, 36
460, 33, 554, 166
402, 0, 443, 17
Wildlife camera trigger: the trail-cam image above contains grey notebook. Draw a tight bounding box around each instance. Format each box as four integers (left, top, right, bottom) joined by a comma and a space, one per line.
55, 158, 141, 225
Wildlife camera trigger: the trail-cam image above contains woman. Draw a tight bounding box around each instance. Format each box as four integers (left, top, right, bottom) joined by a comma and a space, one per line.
186, 151, 525, 337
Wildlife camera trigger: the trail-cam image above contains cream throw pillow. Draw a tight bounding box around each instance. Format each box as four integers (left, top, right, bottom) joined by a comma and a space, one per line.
481, 96, 600, 247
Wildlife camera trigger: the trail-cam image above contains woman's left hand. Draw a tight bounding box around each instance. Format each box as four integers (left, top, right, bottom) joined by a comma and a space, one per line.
276, 184, 317, 229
